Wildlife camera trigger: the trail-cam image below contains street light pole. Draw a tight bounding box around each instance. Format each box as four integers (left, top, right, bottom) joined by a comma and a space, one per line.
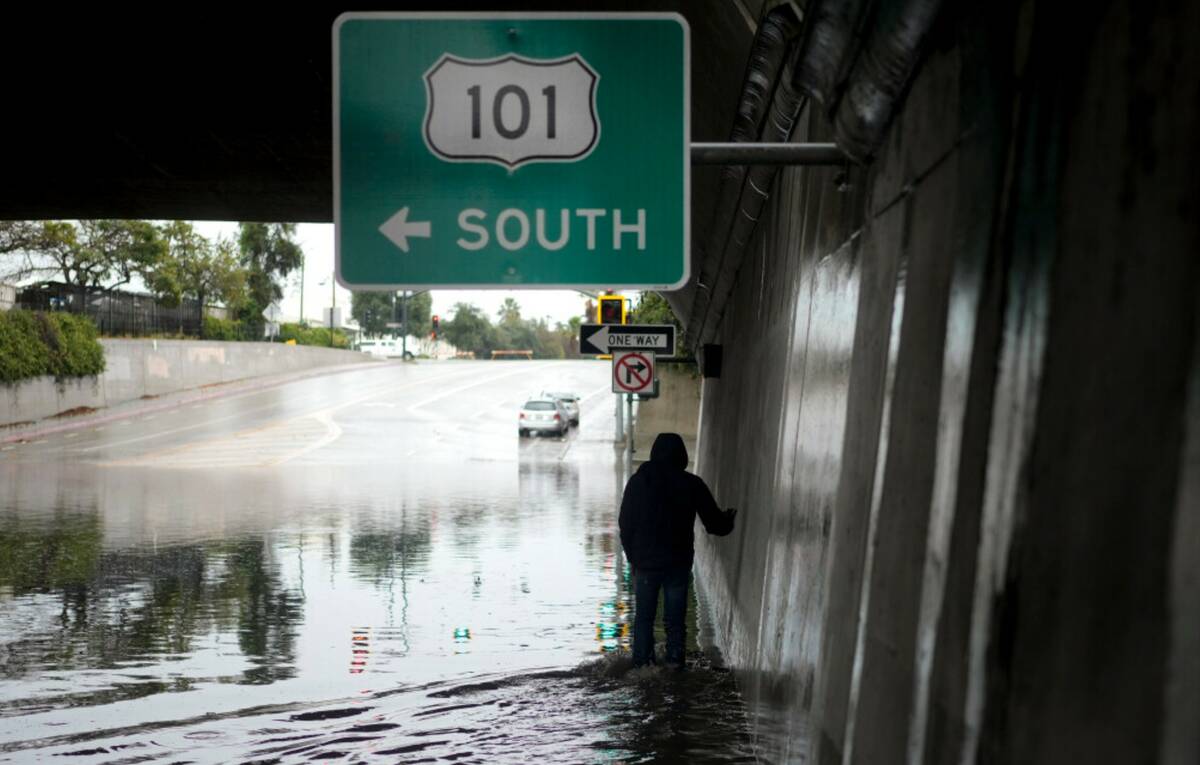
401, 290, 408, 359
299, 255, 305, 326
329, 276, 335, 347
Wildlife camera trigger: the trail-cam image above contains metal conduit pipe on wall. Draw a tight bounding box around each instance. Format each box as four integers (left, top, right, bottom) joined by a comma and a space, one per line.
678, 0, 947, 351
675, 4, 801, 347
695, 47, 809, 347
792, 0, 872, 108
834, 0, 946, 161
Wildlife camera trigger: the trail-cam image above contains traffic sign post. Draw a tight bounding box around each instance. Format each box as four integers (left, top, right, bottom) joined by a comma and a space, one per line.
580, 323, 676, 356
612, 351, 655, 395
334, 13, 689, 290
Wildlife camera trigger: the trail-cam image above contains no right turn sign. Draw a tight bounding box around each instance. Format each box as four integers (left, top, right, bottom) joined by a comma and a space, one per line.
612, 351, 655, 394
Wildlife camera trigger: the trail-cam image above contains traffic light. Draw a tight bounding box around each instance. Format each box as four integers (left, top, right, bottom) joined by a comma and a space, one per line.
431, 314, 440, 340
598, 295, 625, 325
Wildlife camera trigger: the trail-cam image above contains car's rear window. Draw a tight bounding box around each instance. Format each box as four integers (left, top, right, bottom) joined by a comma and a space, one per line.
524, 401, 555, 411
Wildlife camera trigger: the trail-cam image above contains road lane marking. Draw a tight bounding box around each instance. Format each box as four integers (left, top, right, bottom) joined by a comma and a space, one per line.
72, 369, 465, 454
269, 410, 343, 466
578, 383, 611, 405
92, 366, 482, 466
408, 362, 568, 413
69, 365, 423, 452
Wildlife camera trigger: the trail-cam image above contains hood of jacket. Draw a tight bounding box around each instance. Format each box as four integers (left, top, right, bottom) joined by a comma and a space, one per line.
648, 433, 688, 471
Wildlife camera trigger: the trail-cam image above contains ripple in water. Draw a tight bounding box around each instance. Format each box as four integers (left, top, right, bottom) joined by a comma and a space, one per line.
3, 650, 755, 764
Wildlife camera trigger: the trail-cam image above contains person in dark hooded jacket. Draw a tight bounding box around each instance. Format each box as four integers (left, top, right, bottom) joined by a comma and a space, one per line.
619, 432, 737, 668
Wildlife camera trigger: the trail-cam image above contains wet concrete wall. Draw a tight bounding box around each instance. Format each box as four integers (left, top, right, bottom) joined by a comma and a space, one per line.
690, 1, 1199, 762
1, 339, 370, 427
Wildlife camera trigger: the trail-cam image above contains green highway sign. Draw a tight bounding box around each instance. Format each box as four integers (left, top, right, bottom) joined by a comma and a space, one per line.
334, 13, 689, 290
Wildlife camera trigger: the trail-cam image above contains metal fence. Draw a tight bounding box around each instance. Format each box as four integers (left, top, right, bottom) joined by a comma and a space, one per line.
15, 282, 221, 338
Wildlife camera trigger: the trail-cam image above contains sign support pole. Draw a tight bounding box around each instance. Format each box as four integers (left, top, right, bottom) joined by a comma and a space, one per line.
614, 394, 624, 443
689, 142, 845, 165
625, 394, 634, 477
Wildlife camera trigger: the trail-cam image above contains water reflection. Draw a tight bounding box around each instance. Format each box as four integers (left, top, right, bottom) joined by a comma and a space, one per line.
0, 439, 751, 761
0, 512, 303, 716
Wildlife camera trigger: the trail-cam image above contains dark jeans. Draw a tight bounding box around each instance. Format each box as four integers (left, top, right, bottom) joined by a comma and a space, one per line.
632, 566, 690, 667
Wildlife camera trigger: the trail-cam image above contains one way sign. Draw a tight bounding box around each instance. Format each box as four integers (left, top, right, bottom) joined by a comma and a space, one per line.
580, 324, 676, 356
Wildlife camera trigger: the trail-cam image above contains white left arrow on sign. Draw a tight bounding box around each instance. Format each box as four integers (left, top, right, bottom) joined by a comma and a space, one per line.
379, 207, 432, 253
585, 325, 610, 353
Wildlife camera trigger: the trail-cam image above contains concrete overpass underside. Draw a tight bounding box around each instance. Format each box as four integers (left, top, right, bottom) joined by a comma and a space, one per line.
2, 2, 1197, 764
0, 2, 753, 223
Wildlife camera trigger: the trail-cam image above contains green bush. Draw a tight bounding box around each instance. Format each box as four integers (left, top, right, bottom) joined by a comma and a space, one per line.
0, 310, 105, 384
0, 311, 51, 383
203, 316, 243, 341
47, 312, 105, 378
279, 322, 350, 349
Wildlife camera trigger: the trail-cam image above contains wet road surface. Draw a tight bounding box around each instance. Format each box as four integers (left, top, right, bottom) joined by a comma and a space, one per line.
0, 360, 754, 763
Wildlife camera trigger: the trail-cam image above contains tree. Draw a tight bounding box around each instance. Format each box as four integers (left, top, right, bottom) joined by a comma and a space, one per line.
493, 297, 536, 351
4, 220, 167, 295
531, 317, 565, 359
17, 221, 169, 297
151, 222, 245, 335
630, 291, 683, 332
351, 291, 395, 336
85, 220, 168, 294
497, 297, 522, 325
0, 222, 43, 281
0, 222, 38, 254
552, 315, 583, 357
406, 291, 433, 337
352, 291, 432, 338
442, 302, 494, 357
236, 223, 303, 329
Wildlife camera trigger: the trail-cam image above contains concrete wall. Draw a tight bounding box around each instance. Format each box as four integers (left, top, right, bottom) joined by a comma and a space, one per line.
1, 339, 370, 427
633, 363, 702, 460
690, 1, 1199, 763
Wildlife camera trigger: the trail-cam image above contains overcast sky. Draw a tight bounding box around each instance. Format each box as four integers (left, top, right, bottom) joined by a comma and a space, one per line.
194, 221, 620, 327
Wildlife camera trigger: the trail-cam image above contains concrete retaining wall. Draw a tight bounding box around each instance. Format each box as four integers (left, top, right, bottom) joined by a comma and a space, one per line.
690, 2, 1199, 764
1, 339, 370, 427
633, 363, 702, 460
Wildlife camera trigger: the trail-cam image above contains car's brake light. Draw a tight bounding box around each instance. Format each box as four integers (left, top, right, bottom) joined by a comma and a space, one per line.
519, 413, 526, 419
554, 413, 561, 420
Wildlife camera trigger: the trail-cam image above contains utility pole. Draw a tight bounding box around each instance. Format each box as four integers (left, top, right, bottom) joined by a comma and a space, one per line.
329, 276, 336, 347
299, 255, 305, 325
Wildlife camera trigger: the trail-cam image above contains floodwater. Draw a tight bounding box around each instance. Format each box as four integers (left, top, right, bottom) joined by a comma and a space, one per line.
0, 361, 754, 763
